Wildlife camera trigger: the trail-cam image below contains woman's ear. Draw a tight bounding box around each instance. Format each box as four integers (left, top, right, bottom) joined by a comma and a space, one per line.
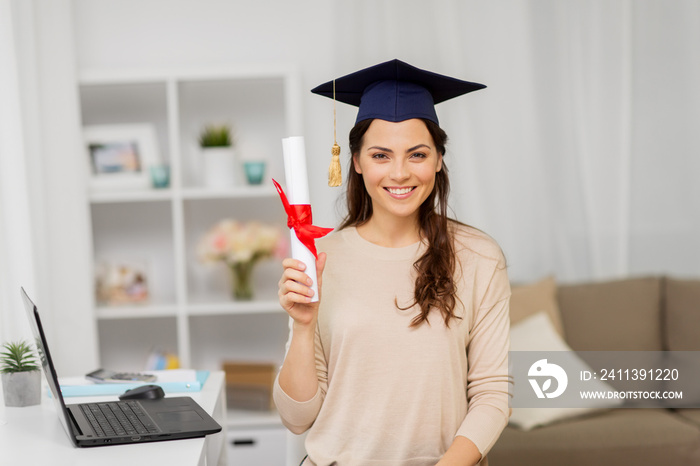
353, 154, 362, 174
436, 153, 443, 173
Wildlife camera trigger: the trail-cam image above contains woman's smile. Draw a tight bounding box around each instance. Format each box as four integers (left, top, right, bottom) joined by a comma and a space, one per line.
384, 186, 416, 198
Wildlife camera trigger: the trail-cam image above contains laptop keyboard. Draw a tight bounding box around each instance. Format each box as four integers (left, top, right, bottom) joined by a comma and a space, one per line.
80, 401, 161, 437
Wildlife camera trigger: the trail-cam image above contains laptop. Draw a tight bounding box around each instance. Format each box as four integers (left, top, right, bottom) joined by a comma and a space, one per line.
20, 287, 222, 447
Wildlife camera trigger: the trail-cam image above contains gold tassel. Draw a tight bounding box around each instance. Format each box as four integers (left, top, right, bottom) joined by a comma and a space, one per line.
328, 79, 342, 187
329, 143, 342, 187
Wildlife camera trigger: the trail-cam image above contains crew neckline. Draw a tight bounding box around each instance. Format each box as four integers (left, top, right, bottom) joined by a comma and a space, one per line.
340, 226, 426, 261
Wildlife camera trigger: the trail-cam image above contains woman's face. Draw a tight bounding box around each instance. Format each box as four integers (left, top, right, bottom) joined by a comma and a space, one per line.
353, 118, 443, 224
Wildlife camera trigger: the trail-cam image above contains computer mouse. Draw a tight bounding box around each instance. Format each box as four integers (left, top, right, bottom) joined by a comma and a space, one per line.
119, 384, 165, 400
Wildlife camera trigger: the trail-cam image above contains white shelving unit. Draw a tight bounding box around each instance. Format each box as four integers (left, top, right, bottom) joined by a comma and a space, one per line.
78, 65, 301, 446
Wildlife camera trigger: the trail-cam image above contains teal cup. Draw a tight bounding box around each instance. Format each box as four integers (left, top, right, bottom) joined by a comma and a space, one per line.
150, 165, 170, 189
244, 161, 266, 185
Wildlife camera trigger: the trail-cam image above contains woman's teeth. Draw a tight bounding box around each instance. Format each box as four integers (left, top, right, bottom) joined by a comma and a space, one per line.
386, 187, 414, 195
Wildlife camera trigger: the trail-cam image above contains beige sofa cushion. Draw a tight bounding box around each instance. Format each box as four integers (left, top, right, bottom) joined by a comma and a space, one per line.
665, 277, 700, 351
509, 312, 622, 430
510, 276, 565, 337
491, 409, 700, 466
556, 276, 664, 351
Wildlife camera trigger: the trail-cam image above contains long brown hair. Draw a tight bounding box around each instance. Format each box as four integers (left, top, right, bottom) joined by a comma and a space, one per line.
339, 118, 461, 327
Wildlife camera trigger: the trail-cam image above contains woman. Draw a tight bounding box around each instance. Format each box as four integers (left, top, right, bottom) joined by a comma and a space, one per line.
274, 59, 511, 466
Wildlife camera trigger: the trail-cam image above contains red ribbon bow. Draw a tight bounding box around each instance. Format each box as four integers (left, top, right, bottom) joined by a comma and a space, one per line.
272, 179, 333, 259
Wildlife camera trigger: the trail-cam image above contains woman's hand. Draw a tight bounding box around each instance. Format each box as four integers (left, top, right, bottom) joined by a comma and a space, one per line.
277, 253, 327, 402
278, 253, 327, 329
435, 436, 481, 466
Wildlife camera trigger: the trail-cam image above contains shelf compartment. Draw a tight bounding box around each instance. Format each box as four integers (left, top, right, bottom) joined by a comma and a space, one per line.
188, 313, 289, 371
177, 77, 287, 188
79, 81, 170, 166
97, 317, 178, 371
183, 197, 286, 301
91, 201, 177, 304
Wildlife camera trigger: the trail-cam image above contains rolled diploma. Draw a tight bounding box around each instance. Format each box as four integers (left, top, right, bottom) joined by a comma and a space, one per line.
282, 137, 319, 302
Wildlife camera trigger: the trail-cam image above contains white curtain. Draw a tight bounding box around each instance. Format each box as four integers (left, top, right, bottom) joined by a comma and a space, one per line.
0, 0, 94, 377
328, 0, 700, 283
628, 1, 700, 278
0, 0, 39, 344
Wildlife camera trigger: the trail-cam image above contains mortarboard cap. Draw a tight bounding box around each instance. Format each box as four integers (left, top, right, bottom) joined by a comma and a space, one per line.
311, 58, 486, 126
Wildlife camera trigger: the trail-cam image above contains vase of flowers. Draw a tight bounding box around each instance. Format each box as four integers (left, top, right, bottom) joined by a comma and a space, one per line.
1, 340, 41, 407
198, 220, 285, 300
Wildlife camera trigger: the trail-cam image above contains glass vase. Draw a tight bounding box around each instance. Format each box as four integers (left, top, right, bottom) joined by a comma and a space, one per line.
230, 261, 254, 300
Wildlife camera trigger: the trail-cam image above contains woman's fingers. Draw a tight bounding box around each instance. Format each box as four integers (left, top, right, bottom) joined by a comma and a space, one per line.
277, 253, 329, 329
280, 277, 314, 301
278, 258, 317, 313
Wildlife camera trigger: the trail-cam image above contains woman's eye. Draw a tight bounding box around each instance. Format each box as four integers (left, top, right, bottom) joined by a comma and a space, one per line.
371, 153, 388, 159
410, 152, 427, 159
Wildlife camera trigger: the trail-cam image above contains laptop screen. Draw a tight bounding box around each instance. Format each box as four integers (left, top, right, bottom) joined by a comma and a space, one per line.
20, 288, 77, 445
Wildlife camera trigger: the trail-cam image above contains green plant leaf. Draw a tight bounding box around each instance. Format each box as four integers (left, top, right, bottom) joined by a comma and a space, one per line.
198, 124, 233, 148
1, 340, 39, 373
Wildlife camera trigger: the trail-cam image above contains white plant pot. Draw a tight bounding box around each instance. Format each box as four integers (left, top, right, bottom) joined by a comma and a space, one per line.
2, 371, 41, 407
202, 147, 236, 188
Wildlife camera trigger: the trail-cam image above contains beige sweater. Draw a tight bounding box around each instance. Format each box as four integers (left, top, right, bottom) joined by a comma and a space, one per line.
273, 224, 512, 466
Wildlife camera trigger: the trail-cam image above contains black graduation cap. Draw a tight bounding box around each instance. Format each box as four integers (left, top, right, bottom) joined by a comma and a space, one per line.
311, 58, 486, 126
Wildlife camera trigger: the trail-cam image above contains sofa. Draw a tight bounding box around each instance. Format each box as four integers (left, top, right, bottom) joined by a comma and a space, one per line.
489, 276, 700, 465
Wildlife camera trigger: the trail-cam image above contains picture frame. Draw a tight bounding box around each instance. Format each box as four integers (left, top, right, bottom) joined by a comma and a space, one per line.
83, 124, 160, 191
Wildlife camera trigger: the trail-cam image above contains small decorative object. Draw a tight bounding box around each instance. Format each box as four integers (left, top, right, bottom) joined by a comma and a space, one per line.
149, 164, 170, 189
198, 220, 285, 300
94, 261, 150, 305
243, 160, 266, 185
199, 124, 236, 188
1, 340, 41, 407
83, 124, 160, 192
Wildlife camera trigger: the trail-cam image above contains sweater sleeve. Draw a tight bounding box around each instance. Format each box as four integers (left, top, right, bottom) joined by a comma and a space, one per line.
456, 258, 512, 456
273, 319, 329, 434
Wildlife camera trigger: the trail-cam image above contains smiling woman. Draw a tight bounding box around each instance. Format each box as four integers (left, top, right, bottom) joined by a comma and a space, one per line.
274, 59, 511, 466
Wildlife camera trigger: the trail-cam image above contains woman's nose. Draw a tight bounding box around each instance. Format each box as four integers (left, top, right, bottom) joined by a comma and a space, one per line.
390, 159, 410, 181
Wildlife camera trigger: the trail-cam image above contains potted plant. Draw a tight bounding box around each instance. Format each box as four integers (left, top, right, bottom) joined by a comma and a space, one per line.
1, 340, 41, 407
199, 124, 237, 188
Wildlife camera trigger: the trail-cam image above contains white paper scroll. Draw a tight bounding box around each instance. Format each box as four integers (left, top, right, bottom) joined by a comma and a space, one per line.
282, 136, 319, 302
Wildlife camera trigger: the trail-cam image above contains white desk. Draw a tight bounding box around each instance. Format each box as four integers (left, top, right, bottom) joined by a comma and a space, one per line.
0, 371, 226, 466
